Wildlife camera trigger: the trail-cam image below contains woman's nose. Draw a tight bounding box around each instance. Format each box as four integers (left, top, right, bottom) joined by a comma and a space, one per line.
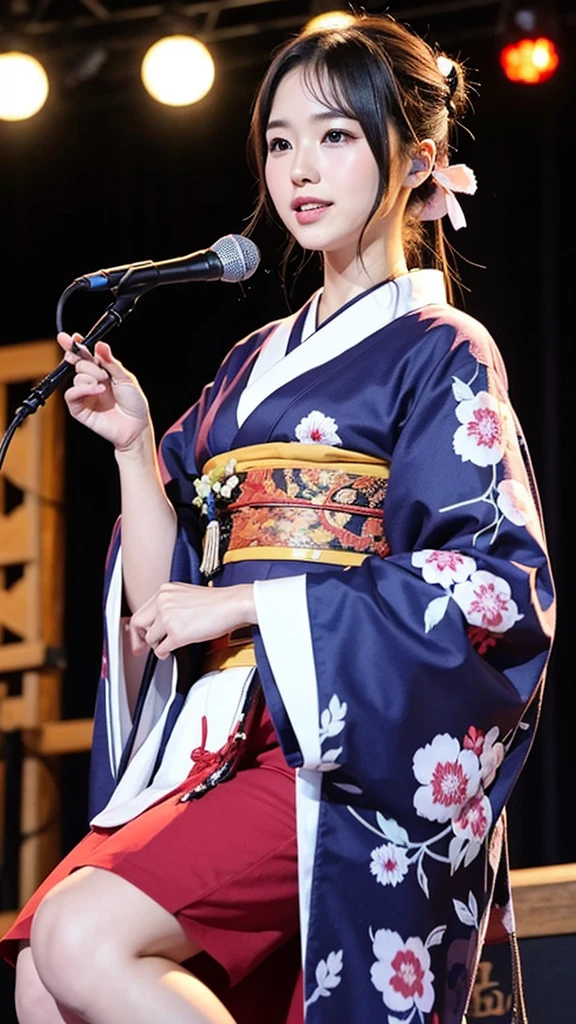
290, 151, 320, 186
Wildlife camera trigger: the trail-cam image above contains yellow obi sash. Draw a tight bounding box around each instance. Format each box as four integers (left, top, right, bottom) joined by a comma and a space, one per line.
197, 443, 390, 575
203, 628, 257, 673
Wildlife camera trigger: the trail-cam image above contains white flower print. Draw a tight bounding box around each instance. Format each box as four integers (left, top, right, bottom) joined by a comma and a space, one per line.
411, 549, 477, 589
349, 725, 507, 896
453, 390, 506, 467
496, 478, 533, 526
370, 843, 410, 888
440, 366, 531, 548
478, 726, 504, 786
370, 929, 435, 1015
294, 410, 342, 446
452, 570, 523, 633
413, 734, 482, 823
452, 790, 492, 845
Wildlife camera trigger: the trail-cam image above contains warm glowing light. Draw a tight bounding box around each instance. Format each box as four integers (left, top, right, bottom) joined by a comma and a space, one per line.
499, 36, 559, 84
0, 51, 49, 121
141, 35, 215, 106
304, 11, 356, 32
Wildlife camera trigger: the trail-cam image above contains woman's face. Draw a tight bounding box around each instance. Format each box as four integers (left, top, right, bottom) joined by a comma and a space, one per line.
264, 67, 388, 255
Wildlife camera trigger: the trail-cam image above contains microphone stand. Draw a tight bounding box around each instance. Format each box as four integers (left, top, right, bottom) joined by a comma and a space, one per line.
0, 274, 153, 472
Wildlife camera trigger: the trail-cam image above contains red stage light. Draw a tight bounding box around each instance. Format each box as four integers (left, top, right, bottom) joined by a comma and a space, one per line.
499, 36, 560, 84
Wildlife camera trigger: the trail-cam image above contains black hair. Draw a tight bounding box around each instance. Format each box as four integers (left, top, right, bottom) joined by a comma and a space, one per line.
246, 13, 470, 302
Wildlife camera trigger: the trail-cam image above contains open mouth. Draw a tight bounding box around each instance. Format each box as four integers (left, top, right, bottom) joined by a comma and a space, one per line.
294, 201, 332, 212
296, 202, 332, 211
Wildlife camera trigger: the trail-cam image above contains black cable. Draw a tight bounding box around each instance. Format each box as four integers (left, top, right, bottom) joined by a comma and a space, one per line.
0, 408, 27, 474
55, 281, 83, 334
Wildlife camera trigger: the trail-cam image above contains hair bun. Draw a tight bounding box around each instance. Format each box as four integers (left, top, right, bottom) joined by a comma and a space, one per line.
437, 54, 466, 119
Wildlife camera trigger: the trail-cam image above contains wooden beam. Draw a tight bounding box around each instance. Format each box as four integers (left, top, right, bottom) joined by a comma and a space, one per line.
34, 718, 94, 754
0, 640, 46, 673
511, 863, 576, 938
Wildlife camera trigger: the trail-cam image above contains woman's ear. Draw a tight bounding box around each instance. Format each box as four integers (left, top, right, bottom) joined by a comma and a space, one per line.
403, 139, 437, 188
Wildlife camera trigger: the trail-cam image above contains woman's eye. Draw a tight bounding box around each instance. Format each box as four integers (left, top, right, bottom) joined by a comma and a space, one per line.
267, 137, 291, 153
324, 129, 351, 144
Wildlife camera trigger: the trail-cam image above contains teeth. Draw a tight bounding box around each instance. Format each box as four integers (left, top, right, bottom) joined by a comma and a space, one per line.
299, 203, 326, 211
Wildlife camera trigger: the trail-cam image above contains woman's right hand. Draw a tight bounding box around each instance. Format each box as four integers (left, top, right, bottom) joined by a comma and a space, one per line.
59, 332, 152, 452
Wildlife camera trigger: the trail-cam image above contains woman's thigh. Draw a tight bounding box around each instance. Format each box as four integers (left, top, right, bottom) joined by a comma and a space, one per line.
32, 866, 202, 965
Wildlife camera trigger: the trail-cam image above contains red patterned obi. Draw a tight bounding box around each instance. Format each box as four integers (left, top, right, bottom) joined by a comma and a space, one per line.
199, 443, 391, 569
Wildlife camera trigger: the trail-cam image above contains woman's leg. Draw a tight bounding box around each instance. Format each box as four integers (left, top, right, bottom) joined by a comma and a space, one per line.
15, 944, 85, 1024
29, 866, 238, 1024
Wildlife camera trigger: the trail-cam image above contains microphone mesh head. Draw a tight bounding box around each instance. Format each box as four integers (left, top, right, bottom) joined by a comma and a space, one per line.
212, 234, 260, 282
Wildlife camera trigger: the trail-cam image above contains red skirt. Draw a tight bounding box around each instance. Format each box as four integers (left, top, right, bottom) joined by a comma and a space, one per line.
0, 701, 302, 1024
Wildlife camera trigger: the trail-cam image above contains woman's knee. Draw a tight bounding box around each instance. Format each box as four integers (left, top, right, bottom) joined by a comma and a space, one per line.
29, 866, 200, 1005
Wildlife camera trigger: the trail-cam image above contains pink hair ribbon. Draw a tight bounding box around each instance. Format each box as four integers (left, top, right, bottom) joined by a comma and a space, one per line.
418, 163, 477, 230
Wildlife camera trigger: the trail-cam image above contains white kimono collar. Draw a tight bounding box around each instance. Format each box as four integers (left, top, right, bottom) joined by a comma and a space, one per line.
237, 269, 447, 429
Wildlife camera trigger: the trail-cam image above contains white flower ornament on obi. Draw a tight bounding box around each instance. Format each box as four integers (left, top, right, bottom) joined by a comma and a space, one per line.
413, 733, 482, 823
294, 410, 342, 445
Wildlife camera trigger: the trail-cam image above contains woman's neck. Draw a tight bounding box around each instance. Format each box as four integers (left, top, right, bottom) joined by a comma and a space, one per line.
317, 231, 408, 327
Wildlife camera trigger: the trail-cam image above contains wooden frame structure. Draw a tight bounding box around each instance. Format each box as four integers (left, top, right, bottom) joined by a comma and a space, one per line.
0, 341, 92, 936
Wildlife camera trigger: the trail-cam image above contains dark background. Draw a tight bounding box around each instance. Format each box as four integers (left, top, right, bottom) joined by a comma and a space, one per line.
0, 0, 574, 1016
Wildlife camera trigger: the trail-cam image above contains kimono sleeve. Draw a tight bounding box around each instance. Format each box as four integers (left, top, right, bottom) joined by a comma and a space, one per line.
252, 322, 555, 818
89, 395, 207, 818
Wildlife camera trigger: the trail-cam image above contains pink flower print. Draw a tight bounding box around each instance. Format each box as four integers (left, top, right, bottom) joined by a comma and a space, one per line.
453, 790, 492, 844
453, 391, 506, 467
452, 570, 523, 634
370, 843, 409, 888
412, 549, 476, 588
479, 726, 504, 787
463, 726, 485, 757
413, 734, 482, 823
496, 479, 532, 526
370, 929, 435, 1014
294, 411, 342, 446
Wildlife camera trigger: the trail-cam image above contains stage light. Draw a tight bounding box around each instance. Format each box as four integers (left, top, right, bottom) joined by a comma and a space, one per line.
498, 7, 560, 85
141, 35, 215, 107
500, 36, 559, 84
305, 11, 356, 32
0, 50, 49, 121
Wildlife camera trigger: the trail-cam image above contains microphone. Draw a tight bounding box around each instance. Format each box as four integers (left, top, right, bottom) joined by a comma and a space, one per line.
16, 234, 260, 420
75, 234, 260, 291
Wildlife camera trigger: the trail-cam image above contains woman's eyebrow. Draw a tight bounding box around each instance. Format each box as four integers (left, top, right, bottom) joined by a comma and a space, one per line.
266, 109, 354, 131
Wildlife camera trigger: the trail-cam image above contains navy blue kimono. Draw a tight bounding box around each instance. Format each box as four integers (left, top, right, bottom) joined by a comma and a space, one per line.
89, 270, 554, 1024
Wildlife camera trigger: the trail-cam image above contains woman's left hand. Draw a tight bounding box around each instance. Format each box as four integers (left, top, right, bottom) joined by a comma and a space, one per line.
128, 582, 257, 660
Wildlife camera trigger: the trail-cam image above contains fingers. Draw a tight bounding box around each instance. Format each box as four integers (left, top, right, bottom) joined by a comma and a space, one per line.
58, 333, 130, 384
93, 341, 133, 384
128, 594, 158, 655
73, 365, 110, 388
58, 332, 87, 365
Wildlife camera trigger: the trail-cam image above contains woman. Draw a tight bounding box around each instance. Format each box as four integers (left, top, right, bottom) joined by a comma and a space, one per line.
1, 14, 554, 1024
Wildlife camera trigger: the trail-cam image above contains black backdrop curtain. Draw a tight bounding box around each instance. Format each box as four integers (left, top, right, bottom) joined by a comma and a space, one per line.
0, 28, 573, 886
